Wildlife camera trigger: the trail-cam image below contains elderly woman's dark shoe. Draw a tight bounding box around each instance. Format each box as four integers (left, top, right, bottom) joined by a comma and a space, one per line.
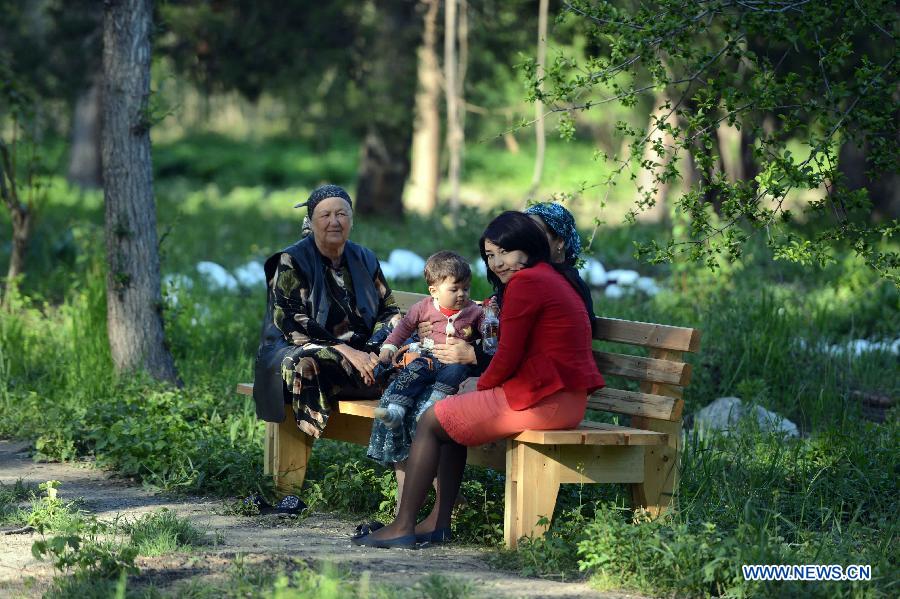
351, 533, 417, 549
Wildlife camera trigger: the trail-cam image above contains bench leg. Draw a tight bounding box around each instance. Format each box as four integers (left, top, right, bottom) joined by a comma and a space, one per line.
274, 412, 315, 497
630, 417, 680, 517
504, 440, 561, 549
264, 422, 277, 476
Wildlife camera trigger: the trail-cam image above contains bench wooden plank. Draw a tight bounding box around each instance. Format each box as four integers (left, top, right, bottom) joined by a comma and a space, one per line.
392, 290, 427, 312
554, 445, 645, 484
512, 422, 668, 446
594, 350, 692, 386
587, 387, 684, 421
593, 317, 701, 353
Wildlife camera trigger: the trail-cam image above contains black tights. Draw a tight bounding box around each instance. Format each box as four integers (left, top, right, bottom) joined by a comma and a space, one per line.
375, 406, 467, 536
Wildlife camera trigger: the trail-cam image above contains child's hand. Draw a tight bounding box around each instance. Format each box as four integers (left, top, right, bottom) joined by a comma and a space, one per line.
378, 347, 395, 364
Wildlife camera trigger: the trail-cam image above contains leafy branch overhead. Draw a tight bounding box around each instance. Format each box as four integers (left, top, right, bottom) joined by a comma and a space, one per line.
527, 0, 898, 281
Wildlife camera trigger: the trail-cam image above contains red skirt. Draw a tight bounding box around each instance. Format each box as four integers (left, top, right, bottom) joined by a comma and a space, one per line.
433, 386, 587, 447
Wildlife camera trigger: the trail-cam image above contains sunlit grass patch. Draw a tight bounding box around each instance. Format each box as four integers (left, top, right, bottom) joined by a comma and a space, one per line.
126, 509, 205, 557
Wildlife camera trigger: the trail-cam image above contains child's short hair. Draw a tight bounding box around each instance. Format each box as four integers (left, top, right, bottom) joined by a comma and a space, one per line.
424, 251, 471, 286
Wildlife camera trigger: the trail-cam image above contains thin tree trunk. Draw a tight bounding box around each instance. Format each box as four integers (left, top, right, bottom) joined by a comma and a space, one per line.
0, 140, 33, 292
636, 91, 678, 223
528, 0, 549, 202
407, 0, 441, 214
67, 78, 103, 188
354, 0, 421, 217
444, 0, 462, 223
102, 0, 179, 384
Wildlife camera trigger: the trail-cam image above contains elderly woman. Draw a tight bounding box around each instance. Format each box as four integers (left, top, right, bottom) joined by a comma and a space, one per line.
354, 211, 603, 548
254, 184, 399, 437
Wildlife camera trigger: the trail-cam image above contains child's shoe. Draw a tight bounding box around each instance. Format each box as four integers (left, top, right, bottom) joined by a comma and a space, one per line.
374, 404, 406, 429
415, 391, 448, 421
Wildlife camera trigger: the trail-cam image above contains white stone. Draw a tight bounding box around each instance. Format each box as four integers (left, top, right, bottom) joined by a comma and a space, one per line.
387, 249, 426, 279
196, 261, 238, 291
379, 262, 398, 280
162, 273, 193, 307
694, 397, 799, 438
800, 337, 900, 357
604, 284, 625, 299
636, 276, 660, 296
607, 269, 639, 286
582, 258, 608, 286
233, 260, 266, 287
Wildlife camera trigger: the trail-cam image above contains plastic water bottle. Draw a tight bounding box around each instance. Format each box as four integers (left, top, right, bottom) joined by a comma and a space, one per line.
480, 299, 500, 355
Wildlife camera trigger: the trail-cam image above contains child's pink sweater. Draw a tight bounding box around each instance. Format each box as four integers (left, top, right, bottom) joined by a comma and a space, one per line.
384, 298, 483, 348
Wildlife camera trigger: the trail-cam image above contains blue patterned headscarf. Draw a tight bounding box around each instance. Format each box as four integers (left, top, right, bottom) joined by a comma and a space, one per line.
524, 202, 582, 265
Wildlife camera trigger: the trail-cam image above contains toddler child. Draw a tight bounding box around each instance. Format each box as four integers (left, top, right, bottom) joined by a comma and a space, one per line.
373, 251, 483, 429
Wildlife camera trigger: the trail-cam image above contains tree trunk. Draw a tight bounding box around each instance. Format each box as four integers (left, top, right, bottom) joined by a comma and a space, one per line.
444, 0, 462, 222
528, 0, 549, 202
354, 1, 421, 218
635, 91, 678, 223
67, 78, 103, 188
0, 141, 33, 291
838, 140, 900, 220
102, 0, 179, 384
406, 0, 441, 214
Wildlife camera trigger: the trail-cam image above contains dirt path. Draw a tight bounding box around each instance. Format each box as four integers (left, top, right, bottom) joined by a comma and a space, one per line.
0, 440, 643, 598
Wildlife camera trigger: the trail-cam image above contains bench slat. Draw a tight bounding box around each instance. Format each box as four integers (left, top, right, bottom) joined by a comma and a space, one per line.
593, 317, 701, 353
512, 422, 668, 446
392, 290, 427, 313
594, 350, 692, 387
588, 387, 684, 421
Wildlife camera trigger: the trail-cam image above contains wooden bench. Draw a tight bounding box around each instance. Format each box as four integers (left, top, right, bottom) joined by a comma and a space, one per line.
236, 290, 701, 549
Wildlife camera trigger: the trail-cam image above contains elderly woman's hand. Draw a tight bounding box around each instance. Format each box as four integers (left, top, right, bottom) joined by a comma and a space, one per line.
334, 344, 380, 386
430, 336, 477, 365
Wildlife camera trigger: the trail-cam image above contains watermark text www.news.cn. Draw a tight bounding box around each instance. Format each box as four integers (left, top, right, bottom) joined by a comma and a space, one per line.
742, 564, 871, 582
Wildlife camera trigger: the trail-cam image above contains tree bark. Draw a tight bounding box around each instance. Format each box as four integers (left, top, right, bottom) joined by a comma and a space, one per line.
635, 91, 677, 223
444, 0, 462, 223
838, 140, 900, 220
67, 78, 103, 188
406, 0, 441, 214
528, 0, 549, 202
354, 0, 421, 218
102, 0, 179, 384
0, 141, 33, 291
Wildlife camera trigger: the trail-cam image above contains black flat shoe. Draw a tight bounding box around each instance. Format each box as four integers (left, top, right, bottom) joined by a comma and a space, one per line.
351, 520, 385, 540
351, 533, 417, 549
414, 527, 452, 544
245, 494, 307, 516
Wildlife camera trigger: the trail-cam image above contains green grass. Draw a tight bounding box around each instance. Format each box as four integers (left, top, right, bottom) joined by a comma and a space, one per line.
126, 509, 205, 557
1, 135, 898, 598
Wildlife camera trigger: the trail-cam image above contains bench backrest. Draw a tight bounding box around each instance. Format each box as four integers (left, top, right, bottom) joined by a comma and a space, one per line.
392, 291, 701, 423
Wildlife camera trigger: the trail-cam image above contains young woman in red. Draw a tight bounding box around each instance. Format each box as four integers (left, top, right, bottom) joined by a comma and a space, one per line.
353, 211, 604, 548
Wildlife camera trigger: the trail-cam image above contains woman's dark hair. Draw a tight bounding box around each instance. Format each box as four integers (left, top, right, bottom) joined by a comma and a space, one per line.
480, 211, 595, 322
479, 211, 551, 297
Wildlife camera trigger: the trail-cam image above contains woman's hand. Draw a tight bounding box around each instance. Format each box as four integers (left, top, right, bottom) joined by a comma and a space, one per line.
431, 336, 477, 365
417, 320, 433, 339
334, 344, 379, 385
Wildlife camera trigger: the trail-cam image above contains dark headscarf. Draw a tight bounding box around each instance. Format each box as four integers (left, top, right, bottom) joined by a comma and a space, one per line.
295, 184, 353, 238
294, 184, 353, 212
524, 202, 582, 266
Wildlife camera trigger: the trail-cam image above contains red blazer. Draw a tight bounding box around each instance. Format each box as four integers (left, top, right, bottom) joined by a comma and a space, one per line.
477, 262, 605, 410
